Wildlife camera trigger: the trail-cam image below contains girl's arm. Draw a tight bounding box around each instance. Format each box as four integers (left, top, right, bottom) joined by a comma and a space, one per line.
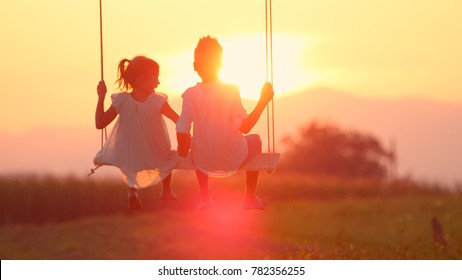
176, 93, 193, 157
239, 82, 274, 134
176, 132, 191, 157
161, 102, 179, 123
95, 81, 118, 129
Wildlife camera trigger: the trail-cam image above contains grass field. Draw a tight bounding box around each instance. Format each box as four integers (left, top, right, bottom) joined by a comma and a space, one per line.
0, 172, 461, 259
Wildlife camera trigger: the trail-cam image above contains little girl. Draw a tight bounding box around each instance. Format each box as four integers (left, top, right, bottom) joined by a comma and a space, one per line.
94, 55, 179, 210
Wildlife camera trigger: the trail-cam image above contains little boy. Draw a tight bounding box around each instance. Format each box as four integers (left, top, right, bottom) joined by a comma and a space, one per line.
176, 35, 274, 210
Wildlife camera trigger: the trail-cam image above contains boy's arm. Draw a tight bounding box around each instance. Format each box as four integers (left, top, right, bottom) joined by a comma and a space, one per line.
161, 102, 179, 123
176, 132, 191, 157
95, 81, 117, 129
239, 100, 267, 134
239, 82, 274, 134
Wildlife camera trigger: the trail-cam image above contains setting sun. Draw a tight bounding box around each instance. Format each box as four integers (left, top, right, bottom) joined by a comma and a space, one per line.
220, 34, 314, 100
158, 33, 314, 100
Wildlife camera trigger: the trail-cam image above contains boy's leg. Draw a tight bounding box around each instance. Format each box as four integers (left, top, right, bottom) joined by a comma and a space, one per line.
242, 134, 267, 210
160, 173, 177, 200
195, 169, 214, 210
242, 171, 267, 210
246, 171, 259, 195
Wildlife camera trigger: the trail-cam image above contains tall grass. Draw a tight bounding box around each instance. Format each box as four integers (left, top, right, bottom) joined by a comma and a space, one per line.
0, 172, 461, 259
0, 172, 458, 225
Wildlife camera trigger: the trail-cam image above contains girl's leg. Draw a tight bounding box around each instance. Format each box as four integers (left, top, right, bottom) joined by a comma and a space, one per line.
195, 170, 214, 210
242, 171, 267, 210
127, 187, 142, 210
160, 173, 177, 200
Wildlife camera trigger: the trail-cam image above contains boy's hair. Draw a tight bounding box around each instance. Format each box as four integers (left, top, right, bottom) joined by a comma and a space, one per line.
194, 36, 223, 67
116, 56, 159, 91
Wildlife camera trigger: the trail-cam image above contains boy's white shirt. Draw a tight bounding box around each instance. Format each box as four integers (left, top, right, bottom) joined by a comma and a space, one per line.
177, 81, 248, 177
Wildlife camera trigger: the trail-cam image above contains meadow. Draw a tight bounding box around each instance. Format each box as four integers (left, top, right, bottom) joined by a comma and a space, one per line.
0, 172, 461, 260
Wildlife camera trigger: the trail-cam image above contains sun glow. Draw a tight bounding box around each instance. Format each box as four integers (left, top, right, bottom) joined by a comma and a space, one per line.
158, 33, 314, 100
220, 33, 314, 100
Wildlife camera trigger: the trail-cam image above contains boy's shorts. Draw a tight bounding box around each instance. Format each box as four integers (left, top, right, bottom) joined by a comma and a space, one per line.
244, 134, 262, 163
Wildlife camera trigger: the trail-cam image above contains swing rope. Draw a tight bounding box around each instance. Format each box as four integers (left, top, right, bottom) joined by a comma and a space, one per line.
99, 0, 104, 81
99, 0, 107, 141
89, 0, 106, 176
265, 0, 276, 154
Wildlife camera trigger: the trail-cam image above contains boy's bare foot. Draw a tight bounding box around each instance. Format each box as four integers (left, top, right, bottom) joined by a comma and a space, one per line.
128, 188, 142, 210
198, 197, 214, 210
242, 197, 268, 210
160, 191, 177, 200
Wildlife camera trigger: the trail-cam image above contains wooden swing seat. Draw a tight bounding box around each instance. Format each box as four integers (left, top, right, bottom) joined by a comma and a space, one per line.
176, 153, 280, 172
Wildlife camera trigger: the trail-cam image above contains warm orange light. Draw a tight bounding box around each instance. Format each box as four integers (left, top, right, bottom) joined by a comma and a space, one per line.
220, 33, 314, 100
154, 33, 315, 101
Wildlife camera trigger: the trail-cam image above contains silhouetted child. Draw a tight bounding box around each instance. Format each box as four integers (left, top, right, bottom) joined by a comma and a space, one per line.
94, 56, 179, 209
176, 36, 274, 210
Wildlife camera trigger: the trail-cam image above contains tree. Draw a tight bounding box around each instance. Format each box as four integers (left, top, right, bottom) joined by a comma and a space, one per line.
280, 121, 393, 178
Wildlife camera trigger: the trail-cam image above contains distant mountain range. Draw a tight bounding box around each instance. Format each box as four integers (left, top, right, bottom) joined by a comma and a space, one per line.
2, 88, 461, 186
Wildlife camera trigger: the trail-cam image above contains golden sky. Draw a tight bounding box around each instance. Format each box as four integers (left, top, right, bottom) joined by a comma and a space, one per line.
1, 0, 461, 132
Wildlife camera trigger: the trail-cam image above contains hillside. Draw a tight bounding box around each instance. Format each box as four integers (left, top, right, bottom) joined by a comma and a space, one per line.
251, 88, 462, 185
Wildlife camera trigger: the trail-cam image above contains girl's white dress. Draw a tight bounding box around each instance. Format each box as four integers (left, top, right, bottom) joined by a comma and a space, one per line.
94, 92, 179, 188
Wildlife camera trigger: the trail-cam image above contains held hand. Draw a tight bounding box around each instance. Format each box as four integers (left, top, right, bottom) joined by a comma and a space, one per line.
177, 146, 189, 158
97, 80, 107, 99
177, 132, 191, 158
259, 82, 274, 105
